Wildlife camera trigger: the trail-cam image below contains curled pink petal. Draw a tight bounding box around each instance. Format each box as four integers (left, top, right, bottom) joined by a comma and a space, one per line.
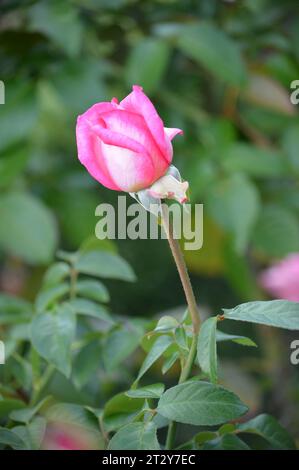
164, 127, 184, 141
91, 124, 147, 155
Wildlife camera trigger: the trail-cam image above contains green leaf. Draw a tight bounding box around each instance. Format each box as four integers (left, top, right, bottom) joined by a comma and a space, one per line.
0, 399, 26, 419
0, 145, 29, 189
136, 335, 173, 382
178, 22, 247, 86
29, 0, 83, 57
197, 117, 236, 154
0, 82, 37, 152
204, 433, 250, 450
103, 325, 142, 371
9, 323, 30, 341
162, 351, 179, 375
207, 174, 259, 253
55, 188, 101, 248
126, 37, 170, 93
223, 239, 260, 301
153, 413, 169, 430
216, 330, 257, 347
103, 393, 144, 432
174, 327, 189, 352
49, 59, 106, 117
13, 416, 47, 450
108, 422, 160, 450
238, 414, 296, 450
69, 298, 113, 323
80, 235, 117, 254
31, 303, 76, 377
154, 315, 179, 332
282, 123, 299, 173
218, 423, 236, 435
57, 250, 78, 265
157, 381, 248, 426
76, 279, 109, 303
241, 105, 291, 136
0, 427, 27, 450
0, 294, 31, 314
35, 283, 69, 311
9, 354, 32, 390
197, 317, 218, 383
75, 250, 136, 282
43, 262, 70, 288
223, 300, 299, 330
126, 383, 165, 399
27, 416, 47, 450
72, 340, 102, 389
0, 294, 32, 325
222, 143, 286, 177
176, 440, 196, 450
194, 431, 218, 446
10, 397, 52, 424
0, 192, 57, 264
46, 403, 97, 429
252, 205, 299, 258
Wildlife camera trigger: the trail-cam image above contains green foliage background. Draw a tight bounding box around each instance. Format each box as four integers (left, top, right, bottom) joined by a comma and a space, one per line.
1, 0, 299, 448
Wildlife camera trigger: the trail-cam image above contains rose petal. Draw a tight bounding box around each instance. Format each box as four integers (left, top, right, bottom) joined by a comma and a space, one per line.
99, 109, 168, 172
76, 114, 120, 190
100, 141, 155, 192
164, 127, 184, 141
91, 124, 147, 155
120, 85, 171, 161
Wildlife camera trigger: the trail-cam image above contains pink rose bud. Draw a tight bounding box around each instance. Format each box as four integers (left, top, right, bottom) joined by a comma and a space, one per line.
76, 85, 183, 193
259, 253, 299, 301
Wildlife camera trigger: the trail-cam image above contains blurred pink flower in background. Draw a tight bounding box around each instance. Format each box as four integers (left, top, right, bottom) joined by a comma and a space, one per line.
76, 85, 183, 193
259, 253, 299, 301
42, 423, 102, 450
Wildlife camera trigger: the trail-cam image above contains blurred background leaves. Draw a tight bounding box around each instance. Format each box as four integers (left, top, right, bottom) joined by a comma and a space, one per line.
1, 0, 299, 444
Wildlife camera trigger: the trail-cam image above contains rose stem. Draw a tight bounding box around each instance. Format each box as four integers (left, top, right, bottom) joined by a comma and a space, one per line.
161, 203, 201, 450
